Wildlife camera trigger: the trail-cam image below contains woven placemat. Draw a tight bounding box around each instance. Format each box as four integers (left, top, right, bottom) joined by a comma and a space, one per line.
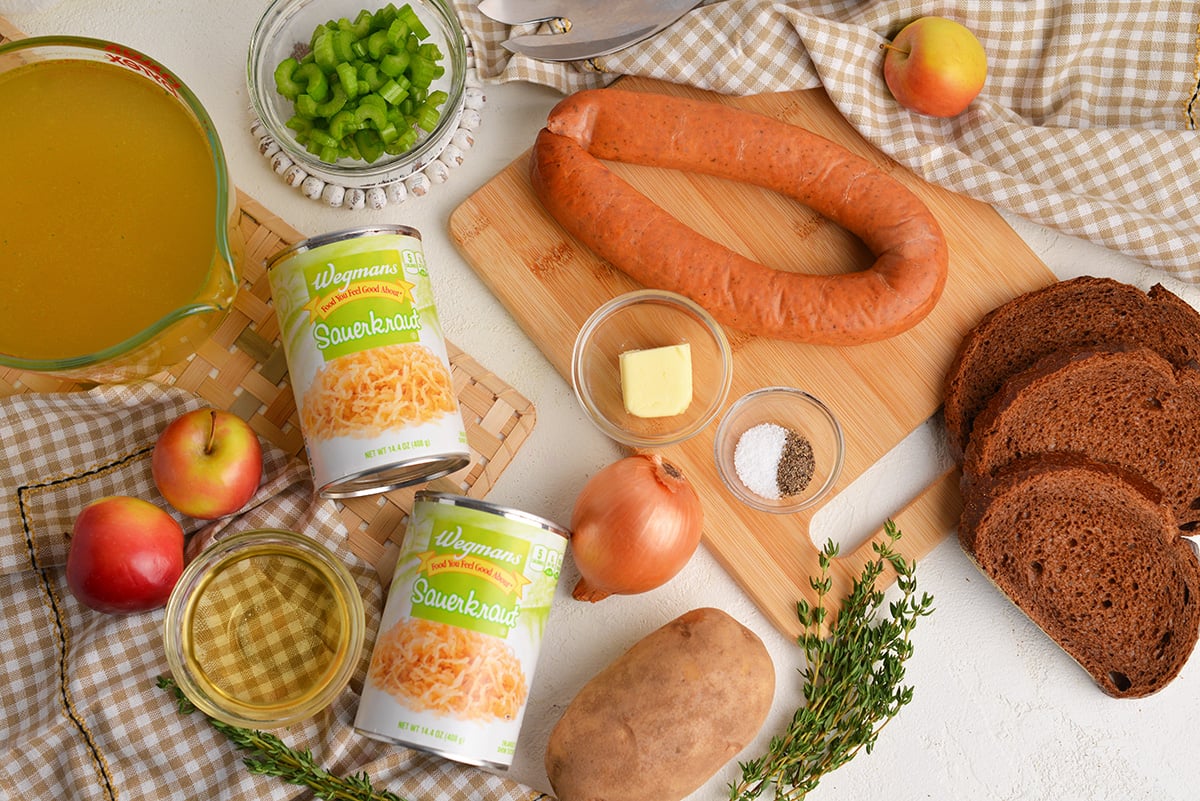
0, 41, 537, 581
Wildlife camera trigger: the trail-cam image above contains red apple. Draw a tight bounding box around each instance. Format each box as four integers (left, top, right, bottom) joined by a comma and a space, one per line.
66, 496, 185, 614
152, 408, 263, 520
883, 17, 987, 118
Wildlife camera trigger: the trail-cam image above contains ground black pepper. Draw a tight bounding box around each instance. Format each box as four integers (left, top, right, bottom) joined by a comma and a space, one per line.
777, 429, 814, 496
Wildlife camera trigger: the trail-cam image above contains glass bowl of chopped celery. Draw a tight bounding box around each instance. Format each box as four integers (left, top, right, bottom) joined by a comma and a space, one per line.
572, 289, 733, 449
248, 0, 467, 188
714, 387, 845, 514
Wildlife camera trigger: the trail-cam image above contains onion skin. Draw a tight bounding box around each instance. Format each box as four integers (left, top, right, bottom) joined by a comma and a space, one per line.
569, 453, 704, 602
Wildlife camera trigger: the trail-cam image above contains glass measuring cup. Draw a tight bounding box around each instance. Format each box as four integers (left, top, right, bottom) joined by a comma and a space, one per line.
0, 36, 242, 383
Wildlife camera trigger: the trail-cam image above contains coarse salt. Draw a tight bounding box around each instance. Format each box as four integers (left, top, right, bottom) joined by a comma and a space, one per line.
734, 422, 788, 499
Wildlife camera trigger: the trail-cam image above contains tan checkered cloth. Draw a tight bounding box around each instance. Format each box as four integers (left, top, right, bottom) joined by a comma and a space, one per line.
0, 382, 544, 801
456, 0, 1200, 279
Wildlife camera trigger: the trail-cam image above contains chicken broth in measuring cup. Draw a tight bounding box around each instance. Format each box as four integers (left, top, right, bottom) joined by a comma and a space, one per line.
0, 37, 240, 380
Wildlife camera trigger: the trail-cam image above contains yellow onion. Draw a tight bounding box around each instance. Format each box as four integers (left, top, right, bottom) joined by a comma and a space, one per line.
569, 453, 704, 602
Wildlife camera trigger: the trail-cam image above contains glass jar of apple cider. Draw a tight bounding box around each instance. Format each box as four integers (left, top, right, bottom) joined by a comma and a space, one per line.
162, 529, 365, 729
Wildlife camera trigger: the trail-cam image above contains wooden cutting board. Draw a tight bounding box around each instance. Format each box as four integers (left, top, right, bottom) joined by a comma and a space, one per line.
449, 77, 1055, 638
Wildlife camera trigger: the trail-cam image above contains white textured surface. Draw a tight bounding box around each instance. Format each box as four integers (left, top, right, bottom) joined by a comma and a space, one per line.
8, 3, 1199, 799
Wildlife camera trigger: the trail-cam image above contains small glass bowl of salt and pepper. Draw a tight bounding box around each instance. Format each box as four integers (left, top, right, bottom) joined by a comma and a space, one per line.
714, 387, 845, 513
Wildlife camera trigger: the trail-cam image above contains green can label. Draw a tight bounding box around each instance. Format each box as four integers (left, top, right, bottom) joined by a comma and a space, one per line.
303, 248, 424, 358
355, 493, 568, 769
411, 523, 535, 637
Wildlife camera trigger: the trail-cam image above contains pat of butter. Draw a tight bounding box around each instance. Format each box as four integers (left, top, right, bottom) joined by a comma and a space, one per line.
618, 343, 693, 418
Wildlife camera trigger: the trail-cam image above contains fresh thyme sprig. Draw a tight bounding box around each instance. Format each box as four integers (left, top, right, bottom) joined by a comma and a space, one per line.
156, 676, 409, 801
730, 520, 934, 801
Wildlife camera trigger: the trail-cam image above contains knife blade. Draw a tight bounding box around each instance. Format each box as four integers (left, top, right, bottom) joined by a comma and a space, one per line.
499, 0, 704, 62
503, 25, 662, 61
477, 0, 563, 26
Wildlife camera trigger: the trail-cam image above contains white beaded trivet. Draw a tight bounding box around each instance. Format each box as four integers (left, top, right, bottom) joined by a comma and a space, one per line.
250, 45, 486, 211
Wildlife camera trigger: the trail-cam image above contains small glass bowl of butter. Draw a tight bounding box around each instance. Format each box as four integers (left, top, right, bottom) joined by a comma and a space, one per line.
572, 289, 733, 448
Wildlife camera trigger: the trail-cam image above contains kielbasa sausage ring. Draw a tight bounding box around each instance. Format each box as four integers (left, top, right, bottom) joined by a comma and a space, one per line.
529, 89, 949, 346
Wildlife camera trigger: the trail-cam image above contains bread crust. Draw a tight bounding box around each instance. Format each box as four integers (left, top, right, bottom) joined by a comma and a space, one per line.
944, 277, 1200, 460
962, 347, 1200, 532
960, 455, 1200, 698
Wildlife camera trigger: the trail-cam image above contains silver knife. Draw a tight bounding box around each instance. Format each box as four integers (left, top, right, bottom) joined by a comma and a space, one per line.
494, 0, 706, 62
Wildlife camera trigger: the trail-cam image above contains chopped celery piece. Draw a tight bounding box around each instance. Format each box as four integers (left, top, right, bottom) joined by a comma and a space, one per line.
378, 77, 409, 105
396, 3, 429, 38
379, 51, 410, 77
307, 128, 339, 149
349, 10, 373, 38
385, 128, 419, 154
330, 30, 356, 62
359, 62, 384, 91
311, 31, 337, 71
407, 54, 436, 88
371, 3, 398, 31
285, 114, 313, 133
294, 93, 320, 118
292, 61, 329, 102
386, 19, 409, 49
359, 91, 388, 110
335, 62, 359, 99
378, 122, 400, 143
314, 84, 348, 116
366, 29, 391, 59
355, 94, 389, 128
273, 57, 302, 100
414, 103, 440, 132
355, 129, 385, 163
328, 109, 358, 139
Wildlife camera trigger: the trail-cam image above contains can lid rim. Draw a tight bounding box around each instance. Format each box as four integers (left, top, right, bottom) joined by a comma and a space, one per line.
266, 225, 423, 270
415, 490, 571, 539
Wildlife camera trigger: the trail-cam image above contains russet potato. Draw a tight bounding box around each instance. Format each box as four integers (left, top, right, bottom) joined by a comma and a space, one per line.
545, 607, 775, 801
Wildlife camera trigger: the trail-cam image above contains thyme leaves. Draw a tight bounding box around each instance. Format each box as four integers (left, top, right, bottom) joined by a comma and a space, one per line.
731, 520, 934, 801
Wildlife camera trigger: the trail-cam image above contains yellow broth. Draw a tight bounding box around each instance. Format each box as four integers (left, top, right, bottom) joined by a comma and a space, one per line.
0, 58, 219, 361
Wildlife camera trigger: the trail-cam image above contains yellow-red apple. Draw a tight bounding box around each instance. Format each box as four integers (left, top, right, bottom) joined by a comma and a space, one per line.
66, 496, 185, 614
883, 17, 987, 117
151, 408, 263, 520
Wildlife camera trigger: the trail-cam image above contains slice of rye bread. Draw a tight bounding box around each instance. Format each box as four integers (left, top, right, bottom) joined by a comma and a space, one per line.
962, 347, 1200, 533
959, 455, 1200, 698
943, 276, 1200, 460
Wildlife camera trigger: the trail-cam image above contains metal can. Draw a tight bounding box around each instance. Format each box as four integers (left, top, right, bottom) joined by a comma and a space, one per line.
354, 491, 569, 769
267, 225, 469, 498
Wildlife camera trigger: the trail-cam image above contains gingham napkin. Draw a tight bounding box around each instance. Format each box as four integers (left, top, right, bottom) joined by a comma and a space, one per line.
0, 382, 542, 801
456, 0, 1200, 279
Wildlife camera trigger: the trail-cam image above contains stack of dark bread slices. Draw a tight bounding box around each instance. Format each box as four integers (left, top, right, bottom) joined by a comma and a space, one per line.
944, 276, 1200, 698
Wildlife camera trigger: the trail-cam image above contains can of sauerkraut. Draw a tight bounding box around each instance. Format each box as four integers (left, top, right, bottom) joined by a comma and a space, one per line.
354, 491, 569, 769
266, 226, 469, 498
